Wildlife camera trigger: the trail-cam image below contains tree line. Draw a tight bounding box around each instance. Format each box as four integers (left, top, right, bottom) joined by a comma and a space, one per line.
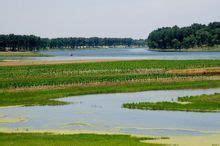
147, 22, 220, 49
1, 22, 219, 51
0, 35, 145, 51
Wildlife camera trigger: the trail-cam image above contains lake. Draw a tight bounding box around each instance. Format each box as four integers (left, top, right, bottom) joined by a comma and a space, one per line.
1, 48, 220, 61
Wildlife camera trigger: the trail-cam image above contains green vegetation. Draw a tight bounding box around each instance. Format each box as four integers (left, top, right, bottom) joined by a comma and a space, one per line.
0, 34, 145, 52
1, 21, 219, 51
1, 80, 220, 106
0, 52, 48, 57
0, 133, 164, 146
123, 93, 220, 112
148, 22, 220, 50
0, 60, 219, 106
1, 60, 219, 89
149, 45, 220, 52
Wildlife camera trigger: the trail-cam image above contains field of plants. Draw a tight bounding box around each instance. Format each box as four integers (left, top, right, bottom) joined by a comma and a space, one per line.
0, 133, 164, 146
0, 60, 220, 106
123, 93, 220, 112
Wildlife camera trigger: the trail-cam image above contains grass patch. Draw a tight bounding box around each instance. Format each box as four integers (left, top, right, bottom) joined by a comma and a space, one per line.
0, 52, 48, 57
0, 80, 220, 107
0, 60, 219, 106
123, 93, 220, 112
0, 133, 164, 146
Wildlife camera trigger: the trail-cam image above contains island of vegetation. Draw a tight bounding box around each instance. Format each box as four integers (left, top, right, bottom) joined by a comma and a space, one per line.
123, 93, 220, 112
147, 22, 220, 51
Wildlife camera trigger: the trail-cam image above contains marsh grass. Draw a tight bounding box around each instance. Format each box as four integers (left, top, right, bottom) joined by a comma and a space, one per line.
0, 133, 164, 146
123, 93, 220, 112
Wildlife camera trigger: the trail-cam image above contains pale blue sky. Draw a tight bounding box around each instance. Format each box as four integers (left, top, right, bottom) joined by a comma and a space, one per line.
0, 0, 219, 38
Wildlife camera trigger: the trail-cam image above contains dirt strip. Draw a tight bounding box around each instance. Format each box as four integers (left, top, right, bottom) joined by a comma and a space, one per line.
167, 67, 220, 75
0, 59, 124, 66
145, 134, 220, 146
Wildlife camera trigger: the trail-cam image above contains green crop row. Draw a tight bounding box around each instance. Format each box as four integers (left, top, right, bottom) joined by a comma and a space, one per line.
0, 60, 219, 89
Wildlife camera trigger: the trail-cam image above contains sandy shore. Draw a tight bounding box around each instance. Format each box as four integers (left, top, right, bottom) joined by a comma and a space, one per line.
0, 128, 157, 138
145, 134, 220, 146
0, 128, 219, 146
0, 59, 123, 66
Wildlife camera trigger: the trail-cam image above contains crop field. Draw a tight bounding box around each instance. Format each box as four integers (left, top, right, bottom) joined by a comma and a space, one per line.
123, 93, 220, 112
0, 60, 220, 106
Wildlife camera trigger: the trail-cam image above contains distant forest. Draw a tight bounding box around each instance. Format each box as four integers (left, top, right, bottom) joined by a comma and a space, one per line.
0, 22, 219, 51
147, 22, 220, 49
0, 35, 145, 51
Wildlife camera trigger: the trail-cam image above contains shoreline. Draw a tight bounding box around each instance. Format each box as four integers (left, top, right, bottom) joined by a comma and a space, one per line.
0, 128, 219, 146
0, 51, 48, 57
148, 46, 220, 52
145, 134, 220, 146
1, 58, 220, 67
0, 59, 123, 66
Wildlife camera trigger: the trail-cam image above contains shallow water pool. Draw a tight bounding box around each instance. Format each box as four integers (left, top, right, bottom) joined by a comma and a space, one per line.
1, 88, 220, 136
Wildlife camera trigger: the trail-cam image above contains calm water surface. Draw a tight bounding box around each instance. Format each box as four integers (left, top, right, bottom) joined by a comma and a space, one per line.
1, 88, 220, 136
1, 48, 220, 60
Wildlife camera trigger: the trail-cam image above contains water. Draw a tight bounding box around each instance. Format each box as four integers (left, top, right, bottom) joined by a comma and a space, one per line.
1, 88, 220, 136
1, 48, 220, 61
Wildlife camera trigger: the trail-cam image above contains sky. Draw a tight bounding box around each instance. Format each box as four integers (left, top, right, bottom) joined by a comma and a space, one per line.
0, 0, 220, 39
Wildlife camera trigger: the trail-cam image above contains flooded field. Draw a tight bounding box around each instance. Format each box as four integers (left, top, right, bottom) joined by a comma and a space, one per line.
1, 88, 220, 137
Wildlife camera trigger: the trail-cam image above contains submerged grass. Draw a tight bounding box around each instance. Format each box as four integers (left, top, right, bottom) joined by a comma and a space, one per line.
0, 133, 164, 146
123, 93, 220, 112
